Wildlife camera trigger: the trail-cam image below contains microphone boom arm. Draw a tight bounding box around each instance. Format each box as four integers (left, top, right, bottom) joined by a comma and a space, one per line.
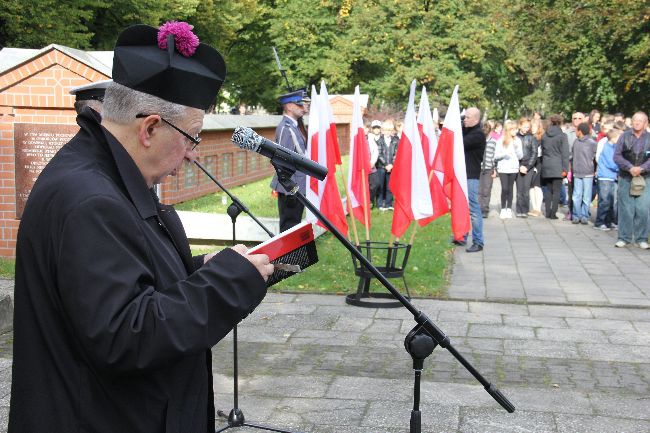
194, 160, 274, 238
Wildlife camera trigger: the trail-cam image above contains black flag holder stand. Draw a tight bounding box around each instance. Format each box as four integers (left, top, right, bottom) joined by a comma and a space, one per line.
273, 162, 515, 433
194, 161, 300, 433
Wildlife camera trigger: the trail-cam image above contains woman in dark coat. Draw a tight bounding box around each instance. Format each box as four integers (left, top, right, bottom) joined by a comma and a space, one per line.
541, 114, 570, 219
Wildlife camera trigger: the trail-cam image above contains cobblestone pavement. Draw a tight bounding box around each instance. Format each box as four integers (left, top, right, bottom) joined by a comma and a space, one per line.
0, 183, 648, 431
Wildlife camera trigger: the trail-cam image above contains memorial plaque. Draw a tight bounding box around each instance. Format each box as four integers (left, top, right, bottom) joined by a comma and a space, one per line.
14, 123, 79, 218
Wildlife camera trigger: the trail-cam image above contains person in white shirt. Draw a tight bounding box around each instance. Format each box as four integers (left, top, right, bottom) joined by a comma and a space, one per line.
494, 121, 523, 219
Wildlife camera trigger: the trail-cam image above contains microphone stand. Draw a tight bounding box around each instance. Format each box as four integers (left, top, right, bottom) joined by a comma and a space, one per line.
272, 162, 515, 433
194, 161, 299, 433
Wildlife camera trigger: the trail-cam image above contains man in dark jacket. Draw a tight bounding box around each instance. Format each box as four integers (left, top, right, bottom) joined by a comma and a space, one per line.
462, 107, 486, 252
9, 23, 273, 433
515, 118, 538, 217
376, 120, 399, 209
613, 111, 650, 249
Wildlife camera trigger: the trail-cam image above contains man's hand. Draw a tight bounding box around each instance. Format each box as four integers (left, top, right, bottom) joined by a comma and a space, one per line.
519, 166, 528, 174
203, 251, 218, 264
386, 164, 393, 172
231, 244, 274, 281
630, 166, 642, 177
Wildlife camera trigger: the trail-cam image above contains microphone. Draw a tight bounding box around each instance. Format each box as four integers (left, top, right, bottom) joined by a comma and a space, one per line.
231, 126, 328, 181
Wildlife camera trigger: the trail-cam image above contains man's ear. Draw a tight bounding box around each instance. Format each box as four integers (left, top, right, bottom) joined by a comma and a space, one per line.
137, 115, 161, 149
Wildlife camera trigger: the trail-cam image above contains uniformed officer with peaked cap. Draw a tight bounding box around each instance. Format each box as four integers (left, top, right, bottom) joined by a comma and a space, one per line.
270, 88, 311, 232
69, 79, 112, 114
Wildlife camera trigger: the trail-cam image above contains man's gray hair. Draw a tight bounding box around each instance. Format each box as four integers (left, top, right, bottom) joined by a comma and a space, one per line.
102, 82, 188, 124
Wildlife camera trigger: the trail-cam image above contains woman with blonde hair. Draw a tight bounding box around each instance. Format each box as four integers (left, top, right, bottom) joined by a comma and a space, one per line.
494, 120, 523, 218
528, 119, 545, 216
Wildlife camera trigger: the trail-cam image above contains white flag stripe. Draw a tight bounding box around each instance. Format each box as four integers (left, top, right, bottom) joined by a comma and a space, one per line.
347, 85, 362, 208
405, 80, 433, 219
305, 85, 321, 223
445, 85, 468, 202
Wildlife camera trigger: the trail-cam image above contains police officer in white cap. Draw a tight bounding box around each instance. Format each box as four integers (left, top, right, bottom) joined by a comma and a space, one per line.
69, 79, 112, 114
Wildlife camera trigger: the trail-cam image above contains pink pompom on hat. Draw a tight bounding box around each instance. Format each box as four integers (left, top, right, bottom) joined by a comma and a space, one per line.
157, 21, 200, 57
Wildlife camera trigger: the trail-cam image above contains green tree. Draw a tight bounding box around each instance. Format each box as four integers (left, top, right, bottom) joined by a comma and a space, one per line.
0, 0, 105, 48
512, 0, 649, 114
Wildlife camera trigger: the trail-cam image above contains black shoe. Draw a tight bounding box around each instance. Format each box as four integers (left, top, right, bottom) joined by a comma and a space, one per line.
482, 213, 488, 218
451, 238, 467, 246
466, 244, 483, 253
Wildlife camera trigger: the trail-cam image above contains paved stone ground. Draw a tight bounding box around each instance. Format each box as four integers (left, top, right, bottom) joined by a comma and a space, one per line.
0, 180, 648, 431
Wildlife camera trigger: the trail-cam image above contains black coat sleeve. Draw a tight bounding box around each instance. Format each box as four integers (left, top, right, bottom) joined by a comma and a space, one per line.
56, 194, 267, 373
561, 134, 570, 173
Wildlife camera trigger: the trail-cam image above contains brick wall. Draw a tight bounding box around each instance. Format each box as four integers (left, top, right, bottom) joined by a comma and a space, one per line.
0, 48, 107, 257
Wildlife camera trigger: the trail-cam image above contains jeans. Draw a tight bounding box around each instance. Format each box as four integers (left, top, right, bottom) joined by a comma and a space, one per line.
516, 170, 534, 214
572, 177, 594, 221
478, 169, 494, 215
617, 176, 650, 243
466, 179, 484, 246
378, 168, 393, 208
595, 180, 617, 227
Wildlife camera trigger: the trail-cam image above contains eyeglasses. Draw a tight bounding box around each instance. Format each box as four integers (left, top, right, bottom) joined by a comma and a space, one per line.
136, 114, 201, 150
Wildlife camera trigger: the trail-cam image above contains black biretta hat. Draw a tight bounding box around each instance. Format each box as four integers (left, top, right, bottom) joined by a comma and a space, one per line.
112, 22, 226, 111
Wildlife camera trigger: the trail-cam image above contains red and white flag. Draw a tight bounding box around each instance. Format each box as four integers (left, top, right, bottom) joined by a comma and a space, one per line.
320, 81, 342, 166
305, 84, 348, 236
347, 85, 371, 227
417, 86, 449, 224
433, 85, 469, 241
389, 80, 434, 238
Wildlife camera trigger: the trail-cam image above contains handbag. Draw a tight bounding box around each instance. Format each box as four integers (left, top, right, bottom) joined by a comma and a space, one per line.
630, 176, 646, 197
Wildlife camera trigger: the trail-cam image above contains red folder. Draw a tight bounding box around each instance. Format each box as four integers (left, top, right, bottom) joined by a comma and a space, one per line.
249, 222, 318, 286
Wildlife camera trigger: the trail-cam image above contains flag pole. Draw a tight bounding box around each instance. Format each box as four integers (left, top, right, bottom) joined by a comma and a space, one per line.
408, 222, 418, 245
340, 170, 360, 246
360, 168, 371, 241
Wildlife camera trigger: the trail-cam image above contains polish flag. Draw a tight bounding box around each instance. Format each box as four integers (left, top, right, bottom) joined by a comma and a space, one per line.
320, 81, 342, 166
347, 85, 371, 227
389, 80, 434, 238
432, 85, 469, 241
305, 85, 348, 236
417, 86, 449, 225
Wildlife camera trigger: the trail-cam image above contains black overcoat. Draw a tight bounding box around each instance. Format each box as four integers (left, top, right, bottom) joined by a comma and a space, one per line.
9, 109, 267, 433
541, 125, 570, 179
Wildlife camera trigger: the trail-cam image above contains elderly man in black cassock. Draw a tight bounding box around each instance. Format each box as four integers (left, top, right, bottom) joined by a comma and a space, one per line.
9, 22, 273, 433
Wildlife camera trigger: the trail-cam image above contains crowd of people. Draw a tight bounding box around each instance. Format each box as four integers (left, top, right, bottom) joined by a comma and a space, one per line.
364, 109, 650, 252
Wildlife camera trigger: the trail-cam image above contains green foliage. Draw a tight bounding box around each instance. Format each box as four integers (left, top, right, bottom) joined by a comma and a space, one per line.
0, 258, 15, 279
1, 0, 646, 115
0, 0, 105, 48
512, 0, 650, 114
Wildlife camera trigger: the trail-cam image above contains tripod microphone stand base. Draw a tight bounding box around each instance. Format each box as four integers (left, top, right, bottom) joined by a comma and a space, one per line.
216, 408, 302, 433
215, 202, 302, 433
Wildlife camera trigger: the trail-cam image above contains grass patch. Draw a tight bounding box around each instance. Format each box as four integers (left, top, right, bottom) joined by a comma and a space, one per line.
181, 168, 454, 298
176, 175, 277, 218
0, 258, 15, 279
